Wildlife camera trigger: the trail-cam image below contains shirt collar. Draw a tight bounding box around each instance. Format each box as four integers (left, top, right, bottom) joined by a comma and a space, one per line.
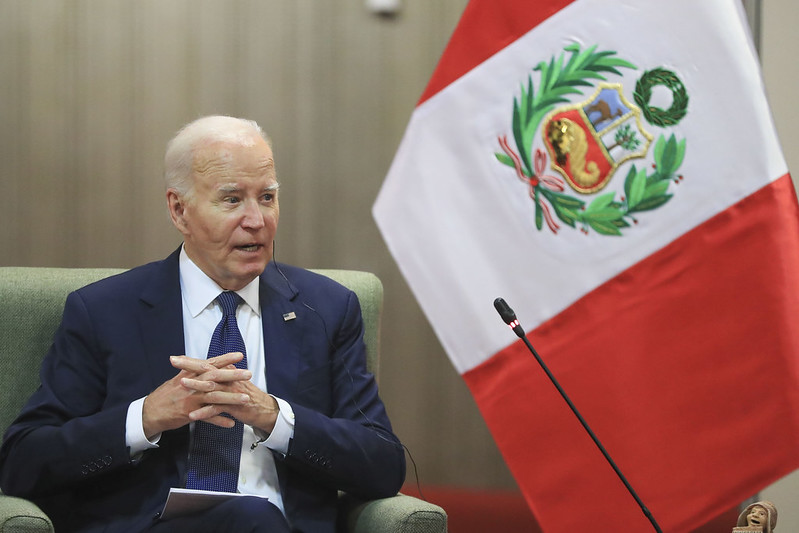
179, 246, 261, 318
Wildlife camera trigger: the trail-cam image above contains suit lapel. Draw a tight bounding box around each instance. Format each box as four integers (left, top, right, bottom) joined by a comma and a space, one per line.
259, 262, 303, 402
138, 248, 186, 391
136, 248, 192, 480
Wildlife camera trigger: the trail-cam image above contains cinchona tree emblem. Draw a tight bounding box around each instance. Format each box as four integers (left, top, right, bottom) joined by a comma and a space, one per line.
495, 44, 688, 236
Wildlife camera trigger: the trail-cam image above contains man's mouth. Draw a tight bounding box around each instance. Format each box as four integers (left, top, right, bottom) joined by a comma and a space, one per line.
236, 244, 263, 252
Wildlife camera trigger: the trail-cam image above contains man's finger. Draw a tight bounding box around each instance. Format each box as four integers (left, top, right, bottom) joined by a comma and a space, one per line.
203, 415, 237, 428
180, 377, 216, 392
170, 352, 244, 374
203, 391, 251, 406
189, 407, 237, 427
170, 356, 215, 374
193, 367, 252, 383
205, 352, 245, 368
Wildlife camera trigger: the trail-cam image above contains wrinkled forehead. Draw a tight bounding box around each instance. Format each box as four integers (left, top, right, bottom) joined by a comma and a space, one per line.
192, 138, 275, 178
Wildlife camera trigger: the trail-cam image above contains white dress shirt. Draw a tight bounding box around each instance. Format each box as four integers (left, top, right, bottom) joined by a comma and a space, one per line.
125, 247, 295, 514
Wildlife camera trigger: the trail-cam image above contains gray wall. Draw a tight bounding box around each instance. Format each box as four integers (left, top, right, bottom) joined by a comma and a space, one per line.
1, 0, 797, 511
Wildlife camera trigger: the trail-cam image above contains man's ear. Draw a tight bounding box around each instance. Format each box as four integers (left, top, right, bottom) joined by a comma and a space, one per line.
166, 189, 189, 234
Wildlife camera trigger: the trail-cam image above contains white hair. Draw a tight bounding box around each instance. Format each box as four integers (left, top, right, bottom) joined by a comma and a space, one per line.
164, 115, 271, 197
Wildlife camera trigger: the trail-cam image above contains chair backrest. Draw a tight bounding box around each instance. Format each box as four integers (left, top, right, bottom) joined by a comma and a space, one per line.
0, 266, 383, 436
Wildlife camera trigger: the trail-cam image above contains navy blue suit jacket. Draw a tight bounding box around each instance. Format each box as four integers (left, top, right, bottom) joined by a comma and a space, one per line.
0, 249, 405, 532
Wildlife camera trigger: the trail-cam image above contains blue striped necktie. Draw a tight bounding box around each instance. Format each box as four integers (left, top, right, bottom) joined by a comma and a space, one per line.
185, 291, 248, 492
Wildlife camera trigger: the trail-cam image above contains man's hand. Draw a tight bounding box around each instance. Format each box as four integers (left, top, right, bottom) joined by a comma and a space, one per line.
142, 352, 280, 440
142, 352, 252, 439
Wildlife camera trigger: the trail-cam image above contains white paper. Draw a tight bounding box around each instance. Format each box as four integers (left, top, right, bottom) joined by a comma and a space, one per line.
159, 488, 267, 521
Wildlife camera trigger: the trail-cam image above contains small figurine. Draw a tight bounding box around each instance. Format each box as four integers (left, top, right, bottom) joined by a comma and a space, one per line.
733, 500, 778, 532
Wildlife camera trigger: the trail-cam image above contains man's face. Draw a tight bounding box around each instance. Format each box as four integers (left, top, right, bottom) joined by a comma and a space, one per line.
168, 136, 279, 291
746, 505, 767, 529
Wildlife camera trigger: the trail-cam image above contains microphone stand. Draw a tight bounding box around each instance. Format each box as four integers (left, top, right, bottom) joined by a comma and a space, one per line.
494, 298, 663, 533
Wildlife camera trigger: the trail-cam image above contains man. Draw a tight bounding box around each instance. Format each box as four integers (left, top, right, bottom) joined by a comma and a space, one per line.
0, 116, 406, 532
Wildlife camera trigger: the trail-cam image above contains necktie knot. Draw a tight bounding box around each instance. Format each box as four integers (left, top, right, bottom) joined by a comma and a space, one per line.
217, 291, 241, 317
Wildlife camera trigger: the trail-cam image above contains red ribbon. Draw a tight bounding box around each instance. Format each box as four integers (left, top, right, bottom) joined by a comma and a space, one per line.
498, 137, 565, 233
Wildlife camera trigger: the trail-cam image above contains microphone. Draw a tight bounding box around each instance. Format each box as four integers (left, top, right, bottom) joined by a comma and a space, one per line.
493, 297, 663, 533
493, 297, 524, 337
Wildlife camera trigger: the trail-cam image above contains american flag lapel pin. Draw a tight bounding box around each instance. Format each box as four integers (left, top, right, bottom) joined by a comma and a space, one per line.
282, 311, 297, 322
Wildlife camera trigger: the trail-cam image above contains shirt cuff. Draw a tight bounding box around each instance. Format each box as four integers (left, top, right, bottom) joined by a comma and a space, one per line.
126, 397, 161, 457
253, 396, 294, 455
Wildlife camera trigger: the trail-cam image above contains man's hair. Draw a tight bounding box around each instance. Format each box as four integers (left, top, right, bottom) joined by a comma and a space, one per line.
164, 115, 271, 197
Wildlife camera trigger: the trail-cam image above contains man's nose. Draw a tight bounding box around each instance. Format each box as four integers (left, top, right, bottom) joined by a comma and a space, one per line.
241, 200, 266, 229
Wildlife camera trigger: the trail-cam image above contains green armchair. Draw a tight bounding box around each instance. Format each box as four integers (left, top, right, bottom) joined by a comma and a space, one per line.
0, 266, 447, 533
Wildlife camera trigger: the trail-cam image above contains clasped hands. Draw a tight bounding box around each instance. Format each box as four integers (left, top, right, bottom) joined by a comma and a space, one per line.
142, 351, 279, 440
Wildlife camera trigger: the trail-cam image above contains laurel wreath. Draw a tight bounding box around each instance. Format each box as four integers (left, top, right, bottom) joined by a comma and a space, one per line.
494, 45, 687, 236
633, 68, 689, 127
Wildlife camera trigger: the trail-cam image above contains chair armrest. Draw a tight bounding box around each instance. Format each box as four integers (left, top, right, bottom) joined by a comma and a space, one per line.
0, 495, 54, 533
339, 493, 447, 533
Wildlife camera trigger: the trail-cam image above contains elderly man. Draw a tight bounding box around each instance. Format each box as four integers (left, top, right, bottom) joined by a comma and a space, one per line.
0, 116, 406, 532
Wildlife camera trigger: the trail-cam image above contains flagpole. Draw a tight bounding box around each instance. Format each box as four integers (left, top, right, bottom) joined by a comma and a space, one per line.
494, 298, 663, 533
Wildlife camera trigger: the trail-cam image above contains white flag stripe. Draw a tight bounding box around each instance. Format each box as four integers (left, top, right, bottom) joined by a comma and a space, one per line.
374, 0, 787, 374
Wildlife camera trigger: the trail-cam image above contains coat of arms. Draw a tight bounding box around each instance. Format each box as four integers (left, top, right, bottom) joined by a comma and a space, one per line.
495, 44, 689, 236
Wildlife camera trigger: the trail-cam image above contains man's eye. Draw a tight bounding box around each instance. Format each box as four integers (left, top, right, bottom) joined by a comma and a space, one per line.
223, 197, 240, 204
261, 194, 274, 202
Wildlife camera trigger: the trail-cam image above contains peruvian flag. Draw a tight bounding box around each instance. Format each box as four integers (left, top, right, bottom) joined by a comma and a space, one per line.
373, 0, 799, 531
